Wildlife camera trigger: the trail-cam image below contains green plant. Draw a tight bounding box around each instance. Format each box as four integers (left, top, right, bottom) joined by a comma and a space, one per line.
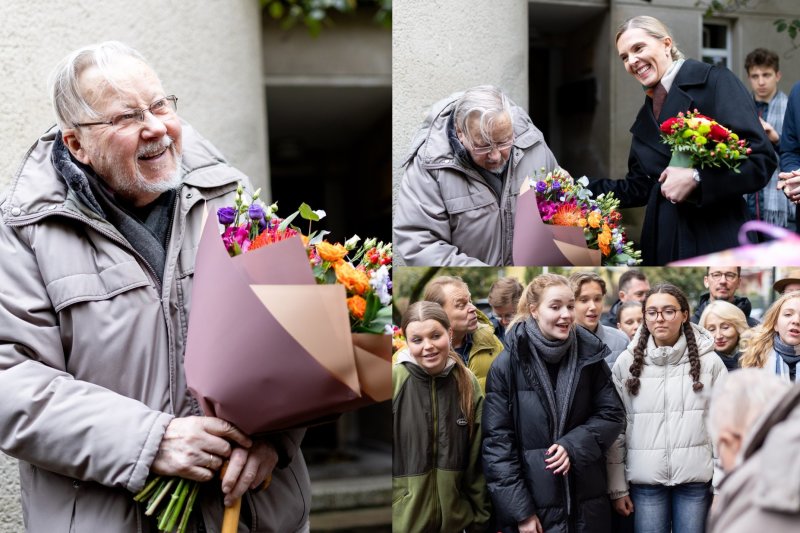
262, 0, 391, 36
696, 0, 800, 51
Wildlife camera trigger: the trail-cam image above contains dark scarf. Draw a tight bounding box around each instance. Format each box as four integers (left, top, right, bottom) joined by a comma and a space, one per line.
715, 350, 741, 372
51, 135, 176, 286
523, 318, 578, 441
773, 334, 800, 382
446, 113, 507, 200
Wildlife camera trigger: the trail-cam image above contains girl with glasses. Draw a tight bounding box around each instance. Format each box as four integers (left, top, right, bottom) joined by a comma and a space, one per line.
608, 283, 728, 533
741, 290, 800, 382
392, 301, 490, 533
483, 274, 624, 533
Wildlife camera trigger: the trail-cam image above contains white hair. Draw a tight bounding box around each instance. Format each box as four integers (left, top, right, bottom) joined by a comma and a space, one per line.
48, 41, 153, 131
453, 85, 513, 146
707, 369, 790, 443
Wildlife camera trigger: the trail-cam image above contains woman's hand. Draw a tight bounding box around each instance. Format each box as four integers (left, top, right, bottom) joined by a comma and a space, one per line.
220, 440, 279, 506
613, 495, 635, 516
518, 513, 543, 533
658, 167, 698, 204
544, 443, 570, 475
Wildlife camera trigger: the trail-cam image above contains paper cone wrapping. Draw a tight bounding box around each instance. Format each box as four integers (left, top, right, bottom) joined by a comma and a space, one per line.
185, 215, 391, 435
512, 186, 601, 266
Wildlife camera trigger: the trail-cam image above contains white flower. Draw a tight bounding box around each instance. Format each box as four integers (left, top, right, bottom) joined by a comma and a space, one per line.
369, 265, 392, 306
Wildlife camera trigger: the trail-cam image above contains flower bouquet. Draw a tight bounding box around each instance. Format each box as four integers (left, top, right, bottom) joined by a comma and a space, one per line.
513, 168, 642, 266
660, 109, 751, 172
134, 186, 392, 532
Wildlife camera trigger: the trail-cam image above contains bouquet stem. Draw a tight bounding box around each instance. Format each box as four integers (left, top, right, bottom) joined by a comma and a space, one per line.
220, 460, 242, 533
668, 149, 693, 168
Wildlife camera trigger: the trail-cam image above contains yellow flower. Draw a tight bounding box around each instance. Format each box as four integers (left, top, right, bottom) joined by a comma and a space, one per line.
316, 241, 348, 263
347, 295, 367, 320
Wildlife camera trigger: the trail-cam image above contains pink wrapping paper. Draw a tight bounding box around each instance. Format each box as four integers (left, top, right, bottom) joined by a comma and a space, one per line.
184, 215, 391, 435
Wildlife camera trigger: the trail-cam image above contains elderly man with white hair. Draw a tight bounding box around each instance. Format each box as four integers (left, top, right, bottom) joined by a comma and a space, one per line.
394, 85, 559, 265
0, 42, 309, 532
707, 369, 799, 532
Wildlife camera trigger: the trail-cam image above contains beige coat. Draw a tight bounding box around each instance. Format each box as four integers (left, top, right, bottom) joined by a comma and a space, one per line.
0, 125, 310, 532
707, 385, 800, 532
607, 324, 727, 498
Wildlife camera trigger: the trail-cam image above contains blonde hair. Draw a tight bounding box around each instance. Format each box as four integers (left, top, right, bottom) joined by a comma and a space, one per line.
742, 291, 800, 368
401, 301, 476, 437
508, 273, 572, 330
615, 15, 685, 61
698, 300, 750, 352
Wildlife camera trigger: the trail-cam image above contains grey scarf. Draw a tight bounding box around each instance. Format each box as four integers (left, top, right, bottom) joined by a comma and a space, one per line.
523, 318, 578, 441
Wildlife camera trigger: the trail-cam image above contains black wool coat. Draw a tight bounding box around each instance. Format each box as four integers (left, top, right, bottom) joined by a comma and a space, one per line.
589, 59, 777, 265
482, 325, 625, 533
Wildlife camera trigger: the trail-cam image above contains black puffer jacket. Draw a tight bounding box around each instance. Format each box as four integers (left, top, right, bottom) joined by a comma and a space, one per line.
482, 324, 625, 533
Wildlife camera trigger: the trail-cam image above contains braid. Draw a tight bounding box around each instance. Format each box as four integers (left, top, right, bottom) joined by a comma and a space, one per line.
684, 322, 704, 392
626, 327, 650, 396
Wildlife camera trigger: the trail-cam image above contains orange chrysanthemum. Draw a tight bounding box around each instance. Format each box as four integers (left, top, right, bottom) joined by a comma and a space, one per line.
550, 204, 583, 227
587, 210, 602, 229
249, 226, 298, 251
347, 295, 367, 319
316, 241, 348, 263
334, 261, 371, 295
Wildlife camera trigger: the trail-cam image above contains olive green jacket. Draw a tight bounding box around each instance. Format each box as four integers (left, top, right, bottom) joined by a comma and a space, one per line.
392, 355, 490, 533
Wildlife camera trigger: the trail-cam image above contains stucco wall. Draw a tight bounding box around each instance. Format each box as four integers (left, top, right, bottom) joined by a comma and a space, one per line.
391, 0, 530, 263
0, 1, 264, 530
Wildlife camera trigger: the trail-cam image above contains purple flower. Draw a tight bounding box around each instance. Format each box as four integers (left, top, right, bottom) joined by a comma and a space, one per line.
217, 207, 236, 226
551, 180, 561, 191
248, 203, 265, 221
535, 180, 547, 193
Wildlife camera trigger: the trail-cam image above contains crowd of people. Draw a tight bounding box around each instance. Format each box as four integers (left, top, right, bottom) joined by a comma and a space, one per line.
392, 267, 800, 532
395, 14, 800, 265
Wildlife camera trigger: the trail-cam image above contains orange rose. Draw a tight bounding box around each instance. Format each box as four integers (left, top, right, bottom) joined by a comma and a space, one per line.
334, 261, 371, 295
347, 295, 367, 319
587, 210, 602, 229
316, 241, 348, 263
597, 225, 613, 256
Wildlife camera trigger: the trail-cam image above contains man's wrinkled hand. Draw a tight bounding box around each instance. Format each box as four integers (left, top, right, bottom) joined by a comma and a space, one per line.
151, 416, 252, 482
220, 441, 278, 507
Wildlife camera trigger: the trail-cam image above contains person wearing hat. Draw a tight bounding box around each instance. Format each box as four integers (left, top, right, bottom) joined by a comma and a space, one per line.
773, 268, 800, 294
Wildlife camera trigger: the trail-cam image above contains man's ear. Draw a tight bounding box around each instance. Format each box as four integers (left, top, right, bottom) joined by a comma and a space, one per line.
61, 129, 90, 165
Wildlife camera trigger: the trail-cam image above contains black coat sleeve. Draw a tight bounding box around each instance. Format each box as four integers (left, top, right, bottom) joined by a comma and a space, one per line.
555, 362, 625, 469
482, 352, 537, 526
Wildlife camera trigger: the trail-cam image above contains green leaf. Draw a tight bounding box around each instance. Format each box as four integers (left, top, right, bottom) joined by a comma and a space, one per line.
361, 292, 381, 324
298, 202, 324, 221
278, 210, 300, 232
790, 26, 798, 39
777, 21, 788, 32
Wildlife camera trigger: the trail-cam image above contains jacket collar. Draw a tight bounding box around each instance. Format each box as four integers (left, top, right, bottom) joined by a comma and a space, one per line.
3, 121, 239, 224
628, 321, 715, 365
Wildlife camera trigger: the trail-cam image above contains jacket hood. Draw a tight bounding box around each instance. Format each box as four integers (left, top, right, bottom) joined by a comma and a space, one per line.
402, 91, 544, 170
627, 321, 715, 366
2, 121, 238, 224
396, 348, 456, 379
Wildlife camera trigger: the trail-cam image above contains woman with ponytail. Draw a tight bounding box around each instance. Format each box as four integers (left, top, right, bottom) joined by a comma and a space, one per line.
741, 290, 800, 382
392, 301, 490, 532
483, 274, 624, 533
608, 283, 727, 533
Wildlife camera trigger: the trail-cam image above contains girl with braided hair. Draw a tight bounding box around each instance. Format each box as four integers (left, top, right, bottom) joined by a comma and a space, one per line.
607, 283, 727, 533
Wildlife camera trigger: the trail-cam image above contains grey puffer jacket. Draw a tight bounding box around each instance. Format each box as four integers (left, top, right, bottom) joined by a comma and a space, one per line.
0, 125, 310, 532
607, 324, 728, 498
394, 91, 559, 266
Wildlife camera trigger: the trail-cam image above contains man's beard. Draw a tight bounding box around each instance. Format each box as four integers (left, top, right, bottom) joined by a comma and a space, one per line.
112, 136, 183, 198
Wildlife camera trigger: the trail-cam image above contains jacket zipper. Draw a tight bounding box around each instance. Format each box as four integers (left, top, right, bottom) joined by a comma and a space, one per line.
664, 362, 672, 482
430, 376, 440, 531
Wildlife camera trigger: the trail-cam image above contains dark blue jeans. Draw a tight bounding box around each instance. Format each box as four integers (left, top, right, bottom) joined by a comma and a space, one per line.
629, 482, 711, 533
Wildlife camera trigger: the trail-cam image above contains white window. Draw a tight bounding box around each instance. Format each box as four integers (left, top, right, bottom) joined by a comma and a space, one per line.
702, 21, 732, 68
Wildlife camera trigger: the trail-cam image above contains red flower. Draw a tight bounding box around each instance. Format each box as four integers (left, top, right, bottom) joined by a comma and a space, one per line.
708, 124, 730, 143
660, 117, 681, 134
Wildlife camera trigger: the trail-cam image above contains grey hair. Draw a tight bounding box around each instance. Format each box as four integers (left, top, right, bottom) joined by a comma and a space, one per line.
453, 85, 513, 146
616, 16, 685, 61
707, 369, 790, 444
49, 41, 153, 131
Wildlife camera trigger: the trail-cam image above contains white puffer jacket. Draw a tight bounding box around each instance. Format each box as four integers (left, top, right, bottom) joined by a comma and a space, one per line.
607, 323, 728, 498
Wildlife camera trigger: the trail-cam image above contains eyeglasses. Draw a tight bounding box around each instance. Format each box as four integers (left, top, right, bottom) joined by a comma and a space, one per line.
73, 95, 178, 133
644, 307, 678, 321
466, 137, 515, 155
708, 271, 738, 281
